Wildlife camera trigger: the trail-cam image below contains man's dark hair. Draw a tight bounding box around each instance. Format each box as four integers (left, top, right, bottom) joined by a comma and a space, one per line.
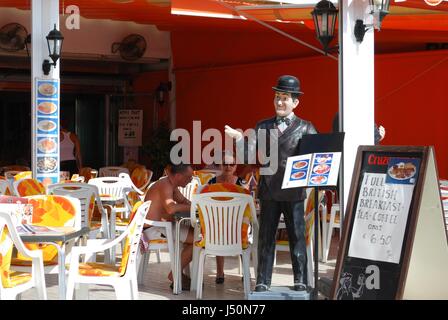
291, 93, 300, 100
169, 163, 192, 175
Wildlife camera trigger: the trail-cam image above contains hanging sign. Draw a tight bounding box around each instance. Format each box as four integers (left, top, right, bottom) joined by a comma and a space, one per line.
331, 146, 448, 300
34, 78, 60, 187
118, 109, 143, 147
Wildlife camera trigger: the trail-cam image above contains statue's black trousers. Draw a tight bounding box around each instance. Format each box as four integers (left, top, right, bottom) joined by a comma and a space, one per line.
256, 199, 307, 287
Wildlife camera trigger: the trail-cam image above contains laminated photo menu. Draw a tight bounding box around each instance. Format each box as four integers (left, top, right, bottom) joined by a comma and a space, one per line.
281, 152, 341, 189
34, 78, 60, 187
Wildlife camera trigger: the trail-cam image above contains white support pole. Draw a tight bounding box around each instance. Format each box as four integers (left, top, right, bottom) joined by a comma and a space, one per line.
341, 0, 375, 213
31, 0, 60, 180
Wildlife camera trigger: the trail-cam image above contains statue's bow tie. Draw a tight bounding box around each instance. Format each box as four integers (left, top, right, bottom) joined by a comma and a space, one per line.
276, 117, 291, 126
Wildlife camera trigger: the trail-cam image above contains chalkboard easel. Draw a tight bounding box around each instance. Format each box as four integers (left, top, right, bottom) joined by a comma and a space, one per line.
331, 146, 448, 299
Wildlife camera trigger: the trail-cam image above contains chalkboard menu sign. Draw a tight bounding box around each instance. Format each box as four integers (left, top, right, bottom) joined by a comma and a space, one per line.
331, 146, 448, 300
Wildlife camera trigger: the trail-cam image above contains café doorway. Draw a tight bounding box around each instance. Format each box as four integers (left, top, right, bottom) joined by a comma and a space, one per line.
0, 91, 106, 171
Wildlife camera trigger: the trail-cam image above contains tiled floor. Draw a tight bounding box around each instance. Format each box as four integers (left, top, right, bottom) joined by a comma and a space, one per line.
20, 232, 340, 300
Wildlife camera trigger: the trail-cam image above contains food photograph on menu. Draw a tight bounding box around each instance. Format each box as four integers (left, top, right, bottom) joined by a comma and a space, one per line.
290, 159, 309, 181
386, 157, 421, 185
37, 81, 58, 99
37, 137, 57, 154
37, 100, 58, 116
37, 119, 58, 134
308, 152, 339, 187
36, 157, 58, 173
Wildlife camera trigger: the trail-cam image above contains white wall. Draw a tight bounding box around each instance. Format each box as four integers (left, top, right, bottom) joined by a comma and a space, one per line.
0, 7, 171, 61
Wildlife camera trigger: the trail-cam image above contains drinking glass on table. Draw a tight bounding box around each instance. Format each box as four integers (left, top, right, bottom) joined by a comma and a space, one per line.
91, 169, 98, 178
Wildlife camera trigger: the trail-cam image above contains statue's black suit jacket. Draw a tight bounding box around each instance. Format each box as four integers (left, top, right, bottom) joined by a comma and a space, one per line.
241, 114, 317, 201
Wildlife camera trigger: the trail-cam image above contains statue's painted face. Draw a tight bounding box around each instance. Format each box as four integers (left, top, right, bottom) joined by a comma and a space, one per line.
273, 92, 299, 117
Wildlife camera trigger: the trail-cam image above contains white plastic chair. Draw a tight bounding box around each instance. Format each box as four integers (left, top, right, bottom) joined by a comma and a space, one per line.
274, 188, 314, 264
141, 169, 153, 191
118, 173, 145, 197
194, 170, 218, 185
129, 167, 153, 193
136, 218, 175, 285
88, 177, 132, 261
11, 195, 82, 278
65, 201, 150, 300
273, 213, 288, 266
99, 166, 130, 177
322, 191, 341, 262
47, 183, 110, 240
192, 192, 258, 299
0, 180, 11, 195
135, 179, 172, 266
178, 176, 201, 201
0, 211, 47, 300
12, 178, 46, 197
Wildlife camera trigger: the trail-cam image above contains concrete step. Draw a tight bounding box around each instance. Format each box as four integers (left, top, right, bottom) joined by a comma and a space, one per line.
248, 286, 311, 300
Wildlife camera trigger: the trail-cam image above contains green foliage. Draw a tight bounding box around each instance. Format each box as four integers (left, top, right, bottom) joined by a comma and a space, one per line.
142, 122, 174, 179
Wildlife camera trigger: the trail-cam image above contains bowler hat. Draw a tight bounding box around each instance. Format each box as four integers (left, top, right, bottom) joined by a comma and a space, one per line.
272, 75, 304, 95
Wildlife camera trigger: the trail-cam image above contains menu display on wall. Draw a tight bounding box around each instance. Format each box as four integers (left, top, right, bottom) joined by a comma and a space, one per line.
282, 152, 341, 189
34, 78, 60, 186
118, 109, 143, 147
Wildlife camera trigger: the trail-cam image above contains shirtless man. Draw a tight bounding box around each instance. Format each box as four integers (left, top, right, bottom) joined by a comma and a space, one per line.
144, 163, 195, 289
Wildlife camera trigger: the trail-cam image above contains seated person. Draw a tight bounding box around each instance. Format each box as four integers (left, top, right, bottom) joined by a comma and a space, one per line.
143, 163, 195, 290
207, 151, 245, 284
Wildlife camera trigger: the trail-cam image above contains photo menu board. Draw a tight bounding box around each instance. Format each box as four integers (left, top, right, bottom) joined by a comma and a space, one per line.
282, 152, 341, 189
331, 146, 427, 300
34, 78, 60, 186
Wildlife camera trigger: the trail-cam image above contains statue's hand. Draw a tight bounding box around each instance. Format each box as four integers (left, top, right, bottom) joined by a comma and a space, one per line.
224, 125, 243, 140
378, 125, 386, 141
357, 273, 366, 286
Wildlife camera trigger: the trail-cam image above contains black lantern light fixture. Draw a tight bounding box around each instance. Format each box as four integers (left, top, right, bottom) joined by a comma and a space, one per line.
42, 24, 64, 75
371, 0, 391, 29
155, 81, 172, 106
354, 0, 391, 43
311, 0, 338, 54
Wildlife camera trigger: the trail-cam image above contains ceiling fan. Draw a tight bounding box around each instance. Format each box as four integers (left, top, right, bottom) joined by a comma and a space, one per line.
0, 23, 30, 55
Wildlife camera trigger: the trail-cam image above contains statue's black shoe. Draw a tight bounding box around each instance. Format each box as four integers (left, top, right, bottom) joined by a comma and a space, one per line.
294, 283, 307, 291
254, 284, 269, 292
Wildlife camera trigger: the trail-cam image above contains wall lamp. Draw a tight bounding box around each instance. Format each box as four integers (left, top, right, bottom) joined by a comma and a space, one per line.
311, 0, 339, 55
42, 24, 64, 76
156, 81, 172, 106
354, 0, 391, 43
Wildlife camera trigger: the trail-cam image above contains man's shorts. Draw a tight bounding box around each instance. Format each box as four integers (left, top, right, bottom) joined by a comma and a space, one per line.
143, 223, 190, 244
